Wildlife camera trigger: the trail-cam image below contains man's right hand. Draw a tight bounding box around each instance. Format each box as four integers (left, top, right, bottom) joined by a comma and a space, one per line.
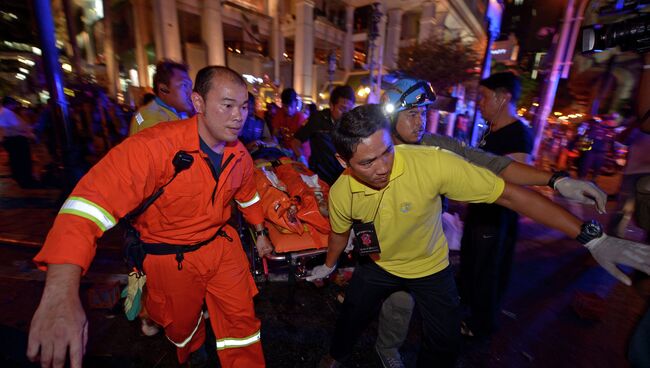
306, 263, 336, 282
27, 264, 87, 368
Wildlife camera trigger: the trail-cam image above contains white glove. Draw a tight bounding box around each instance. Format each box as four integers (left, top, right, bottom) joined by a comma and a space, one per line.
585, 234, 650, 286
555, 177, 607, 214
306, 263, 336, 282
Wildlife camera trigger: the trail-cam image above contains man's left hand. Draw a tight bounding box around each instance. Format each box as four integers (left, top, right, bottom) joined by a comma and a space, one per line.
555, 177, 607, 214
255, 235, 274, 258
585, 234, 650, 286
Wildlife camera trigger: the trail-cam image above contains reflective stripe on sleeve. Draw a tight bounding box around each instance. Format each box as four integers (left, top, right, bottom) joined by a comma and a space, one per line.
166, 313, 203, 348
59, 196, 117, 232
216, 330, 261, 351
235, 192, 260, 208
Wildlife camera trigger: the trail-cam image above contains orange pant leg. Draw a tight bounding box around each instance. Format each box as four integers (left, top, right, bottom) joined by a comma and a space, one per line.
205, 239, 265, 368
143, 253, 207, 364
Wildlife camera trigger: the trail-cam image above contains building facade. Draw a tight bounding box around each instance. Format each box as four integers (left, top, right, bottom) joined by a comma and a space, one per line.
85, 0, 488, 104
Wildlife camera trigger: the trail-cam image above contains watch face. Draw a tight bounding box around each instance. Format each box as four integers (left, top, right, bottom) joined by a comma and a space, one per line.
584, 221, 603, 237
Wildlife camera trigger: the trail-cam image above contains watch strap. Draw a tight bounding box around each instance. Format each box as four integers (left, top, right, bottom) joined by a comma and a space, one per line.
548, 170, 570, 189
576, 220, 603, 244
254, 227, 269, 238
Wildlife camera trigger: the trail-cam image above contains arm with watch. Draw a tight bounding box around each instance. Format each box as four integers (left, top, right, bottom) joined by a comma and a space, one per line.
501, 162, 606, 213
309, 182, 650, 285
493, 182, 649, 286
252, 224, 273, 258
420, 134, 607, 213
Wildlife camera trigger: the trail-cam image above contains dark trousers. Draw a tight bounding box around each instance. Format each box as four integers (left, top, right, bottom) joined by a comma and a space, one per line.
460, 204, 519, 337
330, 261, 460, 368
2, 136, 35, 188
577, 150, 606, 179
629, 305, 650, 368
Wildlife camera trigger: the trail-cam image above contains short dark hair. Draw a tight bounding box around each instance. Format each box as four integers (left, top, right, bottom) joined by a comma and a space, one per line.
141, 93, 156, 105
152, 59, 189, 95
330, 85, 355, 105
479, 72, 521, 103
193, 66, 247, 100
281, 88, 298, 105
332, 104, 390, 161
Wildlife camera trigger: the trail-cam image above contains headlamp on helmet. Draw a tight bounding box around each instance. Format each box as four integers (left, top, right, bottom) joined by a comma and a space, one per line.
381, 78, 436, 116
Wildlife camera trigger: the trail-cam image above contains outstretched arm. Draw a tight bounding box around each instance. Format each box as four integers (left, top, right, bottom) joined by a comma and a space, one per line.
500, 161, 606, 213
420, 134, 607, 212
495, 182, 581, 237
27, 264, 87, 368
495, 182, 650, 285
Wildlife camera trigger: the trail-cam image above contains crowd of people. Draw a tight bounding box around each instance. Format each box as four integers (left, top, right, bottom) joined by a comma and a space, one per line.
2, 58, 647, 368
0, 84, 133, 190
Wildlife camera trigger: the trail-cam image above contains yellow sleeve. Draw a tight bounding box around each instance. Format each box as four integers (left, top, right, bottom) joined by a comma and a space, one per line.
328, 176, 354, 234
435, 150, 505, 204
129, 112, 142, 136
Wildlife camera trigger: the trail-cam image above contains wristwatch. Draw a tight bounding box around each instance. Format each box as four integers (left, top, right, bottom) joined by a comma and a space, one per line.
548, 170, 570, 189
254, 227, 270, 238
576, 220, 603, 244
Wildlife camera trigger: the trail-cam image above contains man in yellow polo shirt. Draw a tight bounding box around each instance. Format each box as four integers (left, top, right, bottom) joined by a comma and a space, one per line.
310, 104, 650, 368
129, 59, 194, 135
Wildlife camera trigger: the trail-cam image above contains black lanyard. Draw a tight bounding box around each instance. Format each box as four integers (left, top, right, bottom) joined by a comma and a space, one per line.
351, 186, 387, 224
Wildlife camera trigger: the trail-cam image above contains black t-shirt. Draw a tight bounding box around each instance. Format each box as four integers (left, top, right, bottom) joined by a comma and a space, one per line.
479, 120, 534, 156
470, 120, 533, 228
200, 137, 224, 181
294, 109, 343, 186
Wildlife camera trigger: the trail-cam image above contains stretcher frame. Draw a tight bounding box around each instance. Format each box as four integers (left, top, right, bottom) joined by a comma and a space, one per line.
244, 225, 328, 285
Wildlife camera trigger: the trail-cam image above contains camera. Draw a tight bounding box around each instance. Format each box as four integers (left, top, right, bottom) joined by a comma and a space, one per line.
581, 1, 649, 53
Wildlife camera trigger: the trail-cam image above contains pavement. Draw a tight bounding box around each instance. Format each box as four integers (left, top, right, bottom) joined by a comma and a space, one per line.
0, 150, 649, 368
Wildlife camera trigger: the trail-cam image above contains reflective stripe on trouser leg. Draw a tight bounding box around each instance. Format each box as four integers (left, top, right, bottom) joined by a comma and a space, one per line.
205, 235, 265, 367
142, 252, 209, 364
216, 330, 261, 350
167, 312, 203, 348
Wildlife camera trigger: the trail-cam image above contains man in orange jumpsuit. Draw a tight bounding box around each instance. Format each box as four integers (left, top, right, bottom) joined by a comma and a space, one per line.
26, 66, 273, 368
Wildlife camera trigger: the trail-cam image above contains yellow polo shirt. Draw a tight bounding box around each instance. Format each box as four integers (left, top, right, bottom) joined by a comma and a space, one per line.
329, 145, 505, 278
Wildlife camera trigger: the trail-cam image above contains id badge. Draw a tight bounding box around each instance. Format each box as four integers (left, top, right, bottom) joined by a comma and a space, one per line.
352, 221, 381, 255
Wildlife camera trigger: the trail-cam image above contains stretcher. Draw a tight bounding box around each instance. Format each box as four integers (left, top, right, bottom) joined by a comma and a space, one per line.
243, 155, 331, 283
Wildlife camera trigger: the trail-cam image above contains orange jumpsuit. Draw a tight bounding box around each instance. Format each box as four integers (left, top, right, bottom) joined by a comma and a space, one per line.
34, 116, 266, 366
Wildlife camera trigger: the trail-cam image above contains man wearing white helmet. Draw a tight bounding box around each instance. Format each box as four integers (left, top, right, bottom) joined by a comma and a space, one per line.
365, 77, 606, 367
